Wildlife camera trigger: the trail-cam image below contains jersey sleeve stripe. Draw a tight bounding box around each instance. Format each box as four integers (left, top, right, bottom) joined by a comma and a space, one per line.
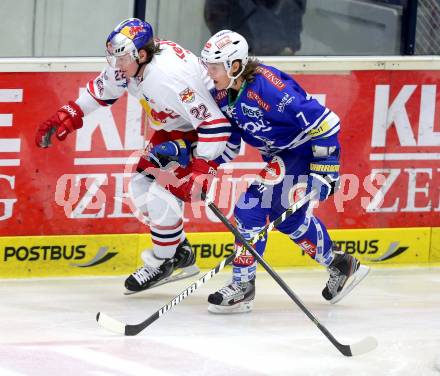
198, 136, 230, 142
308, 111, 341, 140
279, 108, 330, 151
87, 80, 117, 106
199, 118, 230, 126
199, 131, 231, 138
197, 126, 231, 134
321, 124, 340, 138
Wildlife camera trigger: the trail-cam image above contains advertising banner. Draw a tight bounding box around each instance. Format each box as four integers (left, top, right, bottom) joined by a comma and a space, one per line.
1, 70, 440, 236
0, 227, 433, 278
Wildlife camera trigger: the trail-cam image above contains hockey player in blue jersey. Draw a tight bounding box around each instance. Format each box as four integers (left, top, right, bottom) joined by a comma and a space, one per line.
200, 30, 370, 313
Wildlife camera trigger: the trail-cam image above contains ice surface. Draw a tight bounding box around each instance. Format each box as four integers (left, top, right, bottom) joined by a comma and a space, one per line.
0, 267, 439, 376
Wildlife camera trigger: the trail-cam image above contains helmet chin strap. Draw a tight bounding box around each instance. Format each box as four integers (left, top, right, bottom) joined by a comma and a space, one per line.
225, 64, 245, 90
131, 49, 147, 78
133, 60, 147, 78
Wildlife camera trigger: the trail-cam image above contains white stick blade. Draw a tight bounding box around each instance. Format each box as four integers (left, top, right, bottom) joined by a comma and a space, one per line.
350, 336, 378, 356
96, 312, 125, 335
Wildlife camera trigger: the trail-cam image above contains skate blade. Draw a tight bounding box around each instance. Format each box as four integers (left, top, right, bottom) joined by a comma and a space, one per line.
124, 265, 200, 295
330, 265, 370, 304
208, 300, 253, 314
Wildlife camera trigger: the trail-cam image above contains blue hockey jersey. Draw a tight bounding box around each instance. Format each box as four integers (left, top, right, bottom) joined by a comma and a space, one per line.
212, 64, 340, 164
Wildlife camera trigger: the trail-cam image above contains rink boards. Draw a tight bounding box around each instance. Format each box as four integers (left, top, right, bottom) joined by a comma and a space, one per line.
2, 57, 440, 279
0, 227, 439, 278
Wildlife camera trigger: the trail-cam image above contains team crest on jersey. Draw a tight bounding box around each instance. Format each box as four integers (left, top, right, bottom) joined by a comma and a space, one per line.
179, 88, 195, 103
256, 156, 285, 185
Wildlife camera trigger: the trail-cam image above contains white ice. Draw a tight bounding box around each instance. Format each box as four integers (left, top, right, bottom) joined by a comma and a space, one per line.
1, 267, 440, 376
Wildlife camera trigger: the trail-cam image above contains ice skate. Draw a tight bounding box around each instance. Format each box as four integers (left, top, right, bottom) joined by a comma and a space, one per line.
322, 251, 369, 304
208, 279, 255, 314
124, 238, 199, 295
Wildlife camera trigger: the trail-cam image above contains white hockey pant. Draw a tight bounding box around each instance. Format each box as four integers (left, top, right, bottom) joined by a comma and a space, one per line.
129, 173, 185, 259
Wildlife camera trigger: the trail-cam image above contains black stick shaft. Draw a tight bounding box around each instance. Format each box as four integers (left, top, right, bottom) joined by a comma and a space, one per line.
120, 192, 316, 336
207, 201, 352, 356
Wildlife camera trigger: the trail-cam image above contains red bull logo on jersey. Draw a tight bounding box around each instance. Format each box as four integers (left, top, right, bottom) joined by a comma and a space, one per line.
150, 108, 180, 123
120, 25, 144, 40
256, 156, 285, 185
179, 88, 196, 103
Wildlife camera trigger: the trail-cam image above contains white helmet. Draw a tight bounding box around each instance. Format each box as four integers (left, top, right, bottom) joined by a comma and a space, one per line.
201, 30, 249, 89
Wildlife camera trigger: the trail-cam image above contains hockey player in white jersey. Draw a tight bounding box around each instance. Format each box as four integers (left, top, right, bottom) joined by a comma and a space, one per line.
35, 18, 231, 293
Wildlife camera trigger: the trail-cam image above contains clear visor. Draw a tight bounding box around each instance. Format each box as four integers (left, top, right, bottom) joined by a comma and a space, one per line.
205, 62, 226, 75
105, 44, 137, 68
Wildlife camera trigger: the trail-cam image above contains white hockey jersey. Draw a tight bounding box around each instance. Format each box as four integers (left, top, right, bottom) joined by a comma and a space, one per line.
76, 40, 231, 160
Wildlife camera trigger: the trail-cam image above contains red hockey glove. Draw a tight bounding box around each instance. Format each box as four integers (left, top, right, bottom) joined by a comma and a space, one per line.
167, 158, 218, 202
35, 101, 84, 148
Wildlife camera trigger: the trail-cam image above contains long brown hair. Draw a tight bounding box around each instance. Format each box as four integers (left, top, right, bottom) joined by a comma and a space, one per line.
233, 58, 261, 83
140, 38, 162, 64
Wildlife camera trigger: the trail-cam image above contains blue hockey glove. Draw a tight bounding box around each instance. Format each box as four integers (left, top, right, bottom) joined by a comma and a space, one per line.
307, 156, 340, 201
149, 139, 191, 169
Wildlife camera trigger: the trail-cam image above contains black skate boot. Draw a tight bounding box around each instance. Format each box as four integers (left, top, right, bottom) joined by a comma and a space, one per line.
173, 238, 196, 269
124, 238, 199, 295
208, 279, 255, 314
167, 238, 200, 282
322, 251, 369, 304
124, 255, 175, 294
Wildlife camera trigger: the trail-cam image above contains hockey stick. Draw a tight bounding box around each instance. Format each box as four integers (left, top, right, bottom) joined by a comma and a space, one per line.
96, 190, 316, 336
206, 201, 377, 357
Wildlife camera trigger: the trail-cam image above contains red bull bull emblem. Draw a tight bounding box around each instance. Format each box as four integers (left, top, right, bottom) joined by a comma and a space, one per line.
179, 88, 195, 103
150, 108, 180, 123
120, 25, 143, 40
